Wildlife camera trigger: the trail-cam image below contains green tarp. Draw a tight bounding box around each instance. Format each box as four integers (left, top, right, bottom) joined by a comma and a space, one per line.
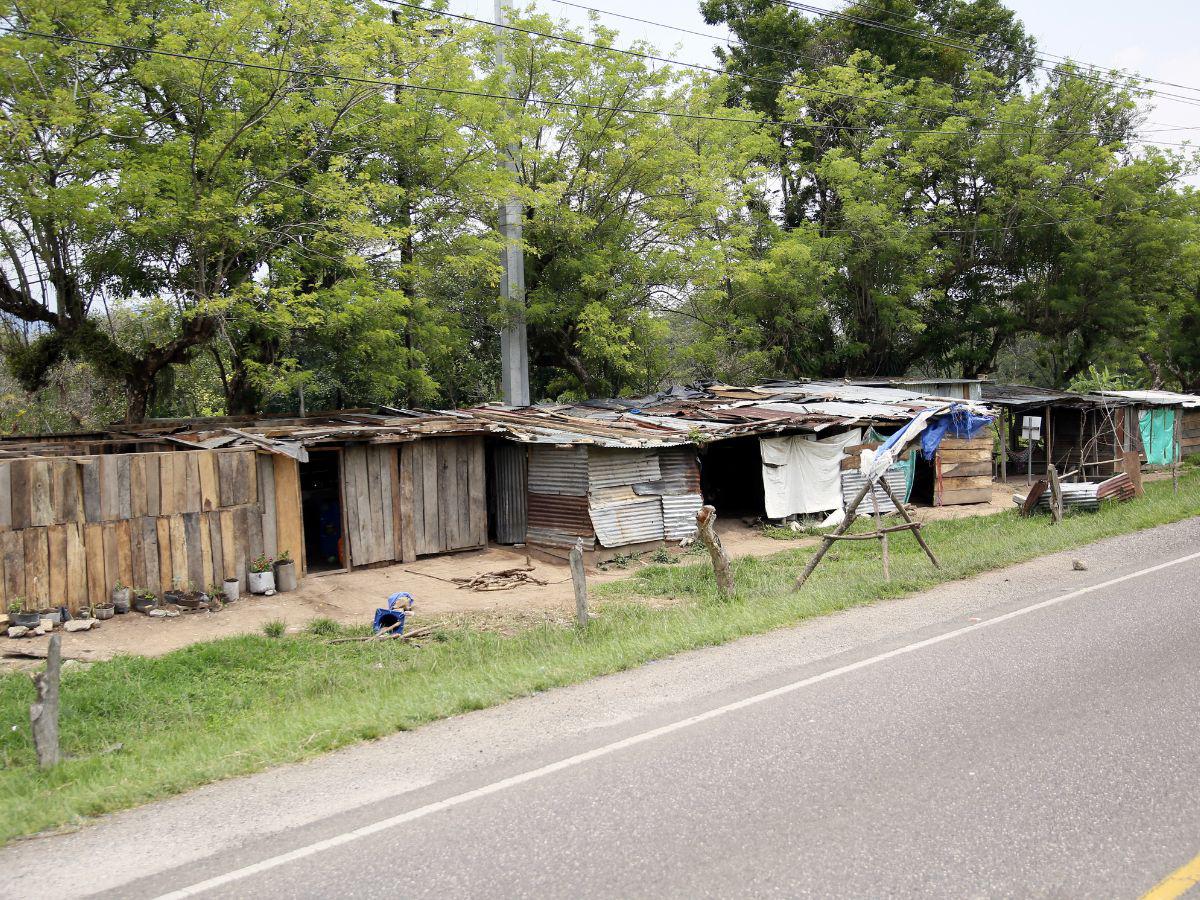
866, 427, 916, 502
1138, 408, 1178, 466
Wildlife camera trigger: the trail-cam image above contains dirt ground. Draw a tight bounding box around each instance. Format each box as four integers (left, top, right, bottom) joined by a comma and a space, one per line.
0, 484, 1035, 666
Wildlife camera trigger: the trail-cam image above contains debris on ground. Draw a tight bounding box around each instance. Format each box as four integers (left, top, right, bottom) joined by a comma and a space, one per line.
451, 568, 550, 591
1072, 559, 1088, 571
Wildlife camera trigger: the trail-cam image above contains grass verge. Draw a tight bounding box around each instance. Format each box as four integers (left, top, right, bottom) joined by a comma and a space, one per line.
1, 474, 1198, 844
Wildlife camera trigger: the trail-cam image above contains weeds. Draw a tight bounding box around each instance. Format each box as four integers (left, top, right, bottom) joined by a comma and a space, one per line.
261, 620, 286, 639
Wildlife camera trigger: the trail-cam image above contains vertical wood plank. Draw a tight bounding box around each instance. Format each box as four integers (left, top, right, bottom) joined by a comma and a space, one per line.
367, 446, 386, 563
272, 456, 303, 573
219, 509, 238, 585
141, 517, 160, 594
398, 444, 416, 563
378, 447, 396, 562
10, 459, 31, 530
50, 459, 80, 524
257, 454, 278, 559
420, 442, 439, 556
438, 440, 459, 552
156, 517, 173, 594
102, 523, 120, 592
455, 440, 470, 549
198, 452, 219, 512
174, 454, 192, 516
169, 516, 188, 590
84, 523, 106, 606
117, 456, 132, 520
342, 447, 362, 565
241, 452, 258, 505
47, 524, 67, 608
468, 437, 487, 547
243, 504, 264, 568
143, 454, 161, 517
183, 512, 203, 590
65, 523, 87, 611
80, 458, 101, 523
116, 519, 133, 590
158, 454, 176, 517
206, 513, 223, 586
217, 452, 238, 507
23, 528, 49, 607
1, 530, 24, 604
231, 508, 248, 592
130, 517, 148, 591
184, 452, 202, 513
29, 460, 53, 527
130, 456, 147, 519
0, 462, 10, 531
99, 456, 120, 521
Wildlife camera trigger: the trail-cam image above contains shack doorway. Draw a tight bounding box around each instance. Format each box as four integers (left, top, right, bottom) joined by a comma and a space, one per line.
300, 449, 346, 574
700, 437, 766, 519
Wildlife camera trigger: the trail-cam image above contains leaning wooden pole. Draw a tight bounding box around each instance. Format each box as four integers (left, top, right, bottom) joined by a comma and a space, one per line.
30, 633, 62, 769
794, 475, 876, 589
695, 505, 734, 598
877, 477, 941, 569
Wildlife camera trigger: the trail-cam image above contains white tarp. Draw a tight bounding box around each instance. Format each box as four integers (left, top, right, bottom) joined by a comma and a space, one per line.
759, 429, 863, 518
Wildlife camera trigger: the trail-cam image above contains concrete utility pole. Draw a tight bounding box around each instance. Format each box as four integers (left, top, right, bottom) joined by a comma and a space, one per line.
495, 0, 530, 406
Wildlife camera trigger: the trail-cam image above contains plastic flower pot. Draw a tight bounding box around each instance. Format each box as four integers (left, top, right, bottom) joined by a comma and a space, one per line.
11, 611, 41, 628
113, 594, 131, 614
222, 579, 240, 603
94, 604, 115, 621
111, 586, 132, 609
273, 559, 297, 593
248, 570, 275, 595
134, 595, 160, 614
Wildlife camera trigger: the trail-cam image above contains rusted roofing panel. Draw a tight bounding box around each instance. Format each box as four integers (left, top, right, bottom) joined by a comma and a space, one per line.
527, 491, 592, 533
528, 446, 588, 496
589, 496, 664, 548
588, 448, 661, 491
661, 493, 703, 540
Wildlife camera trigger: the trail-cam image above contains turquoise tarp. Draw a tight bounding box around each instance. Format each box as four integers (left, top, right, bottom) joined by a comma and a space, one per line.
1138, 408, 1177, 466
866, 427, 916, 502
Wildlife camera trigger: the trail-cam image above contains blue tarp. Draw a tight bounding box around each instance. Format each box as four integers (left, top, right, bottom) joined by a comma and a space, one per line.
919, 404, 993, 460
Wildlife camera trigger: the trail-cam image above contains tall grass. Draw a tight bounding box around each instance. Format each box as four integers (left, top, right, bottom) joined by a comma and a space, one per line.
0, 474, 1196, 843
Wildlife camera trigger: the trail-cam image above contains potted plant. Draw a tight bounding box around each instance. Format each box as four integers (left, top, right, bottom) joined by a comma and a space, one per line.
93, 599, 115, 620
164, 576, 187, 607
8, 598, 40, 629
111, 579, 132, 611
222, 576, 240, 603
171, 580, 209, 610
248, 555, 275, 595
273, 549, 297, 593
133, 589, 159, 614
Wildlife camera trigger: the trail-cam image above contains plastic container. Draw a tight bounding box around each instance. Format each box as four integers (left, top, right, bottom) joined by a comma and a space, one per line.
372, 592, 414, 636
248, 570, 275, 595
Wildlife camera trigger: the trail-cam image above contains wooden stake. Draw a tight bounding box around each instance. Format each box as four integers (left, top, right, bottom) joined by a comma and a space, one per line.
30, 633, 61, 769
695, 505, 734, 598
872, 500, 889, 581
1047, 464, 1064, 524
569, 537, 588, 627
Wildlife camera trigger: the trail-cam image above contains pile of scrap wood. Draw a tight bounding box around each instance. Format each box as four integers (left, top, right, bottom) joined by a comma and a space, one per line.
451, 568, 548, 592
1015, 472, 1136, 514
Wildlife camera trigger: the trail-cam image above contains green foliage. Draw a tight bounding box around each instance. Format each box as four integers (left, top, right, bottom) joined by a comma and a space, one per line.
261, 620, 286, 639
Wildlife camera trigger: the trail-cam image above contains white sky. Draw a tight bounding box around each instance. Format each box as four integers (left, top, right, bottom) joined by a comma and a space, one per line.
449, 0, 1200, 141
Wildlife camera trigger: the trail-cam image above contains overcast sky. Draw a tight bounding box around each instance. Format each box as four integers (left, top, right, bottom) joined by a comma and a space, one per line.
449, 0, 1200, 138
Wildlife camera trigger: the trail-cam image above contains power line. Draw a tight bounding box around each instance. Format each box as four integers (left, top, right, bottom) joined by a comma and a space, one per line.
6, 28, 1196, 147
541, 0, 1200, 132
831, 0, 1200, 99
783, 1, 1200, 110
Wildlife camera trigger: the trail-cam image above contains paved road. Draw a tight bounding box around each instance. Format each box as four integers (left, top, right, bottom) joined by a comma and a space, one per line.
6, 519, 1200, 899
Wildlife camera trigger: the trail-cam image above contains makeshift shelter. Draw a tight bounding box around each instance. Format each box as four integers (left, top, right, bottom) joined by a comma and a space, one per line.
0, 410, 499, 610
982, 384, 1135, 481
1094, 390, 1200, 466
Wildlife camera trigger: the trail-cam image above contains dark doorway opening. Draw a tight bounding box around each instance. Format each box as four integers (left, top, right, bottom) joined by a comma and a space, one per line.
700, 437, 766, 519
909, 455, 936, 506
300, 449, 346, 573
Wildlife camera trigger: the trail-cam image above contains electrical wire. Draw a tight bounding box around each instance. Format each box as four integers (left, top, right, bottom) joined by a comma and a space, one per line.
384, 0, 1192, 138
5, 28, 1196, 147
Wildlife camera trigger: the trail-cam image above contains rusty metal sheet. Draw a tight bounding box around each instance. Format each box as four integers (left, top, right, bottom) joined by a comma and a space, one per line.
525, 528, 597, 550
527, 492, 592, 533
490, 443, 527, 544
840, 467, 909, 515
634, 448, 701, 496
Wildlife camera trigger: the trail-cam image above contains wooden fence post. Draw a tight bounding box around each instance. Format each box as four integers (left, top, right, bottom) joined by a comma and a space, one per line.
1047, 464, 1064, 524
30, 633, 62, 768
695, 505, 734, 598
569, 538, 588, 628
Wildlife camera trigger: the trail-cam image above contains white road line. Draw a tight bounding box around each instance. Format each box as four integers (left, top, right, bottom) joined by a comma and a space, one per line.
155, 549, 1200, 899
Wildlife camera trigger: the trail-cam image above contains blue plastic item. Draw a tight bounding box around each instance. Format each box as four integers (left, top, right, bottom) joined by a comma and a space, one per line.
372, 592, 414, 636
919, 404, 993, 460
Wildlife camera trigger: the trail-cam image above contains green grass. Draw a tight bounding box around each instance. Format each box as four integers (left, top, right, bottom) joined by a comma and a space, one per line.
1, 474, 1198, 844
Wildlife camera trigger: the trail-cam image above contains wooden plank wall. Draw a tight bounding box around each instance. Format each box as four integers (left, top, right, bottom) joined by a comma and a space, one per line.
403, 437, 487, 558
935, 434, 994, 506
0, 449, 303, 612
1182, 409, 1200, 459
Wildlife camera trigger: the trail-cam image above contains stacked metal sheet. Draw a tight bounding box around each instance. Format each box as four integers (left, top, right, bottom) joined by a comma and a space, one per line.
840, 467, 909, 515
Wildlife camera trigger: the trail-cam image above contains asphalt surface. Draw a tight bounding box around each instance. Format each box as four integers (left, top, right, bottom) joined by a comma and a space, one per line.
5, 518, 1200, 899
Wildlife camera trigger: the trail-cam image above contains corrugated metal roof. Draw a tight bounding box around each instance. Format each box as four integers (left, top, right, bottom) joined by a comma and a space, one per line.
527, 446, 588, 496
981, 383, 1129, 410
1096, 389, 1200, 408
661, 493, 703, 540
841, 468, 908, 515
589, 496, 664, 548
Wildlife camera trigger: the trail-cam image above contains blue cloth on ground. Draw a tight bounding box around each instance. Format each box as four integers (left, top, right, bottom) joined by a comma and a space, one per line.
373, 591, 414, 635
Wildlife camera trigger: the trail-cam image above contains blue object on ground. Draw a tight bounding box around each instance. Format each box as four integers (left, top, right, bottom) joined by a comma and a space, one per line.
372, 592, 415, 636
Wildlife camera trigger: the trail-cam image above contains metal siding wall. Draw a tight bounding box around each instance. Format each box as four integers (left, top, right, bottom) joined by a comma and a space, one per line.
528, 446, 588, 496
587, 448, 660, 490
590, 496, 664, 548
491, 443, 528, 544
